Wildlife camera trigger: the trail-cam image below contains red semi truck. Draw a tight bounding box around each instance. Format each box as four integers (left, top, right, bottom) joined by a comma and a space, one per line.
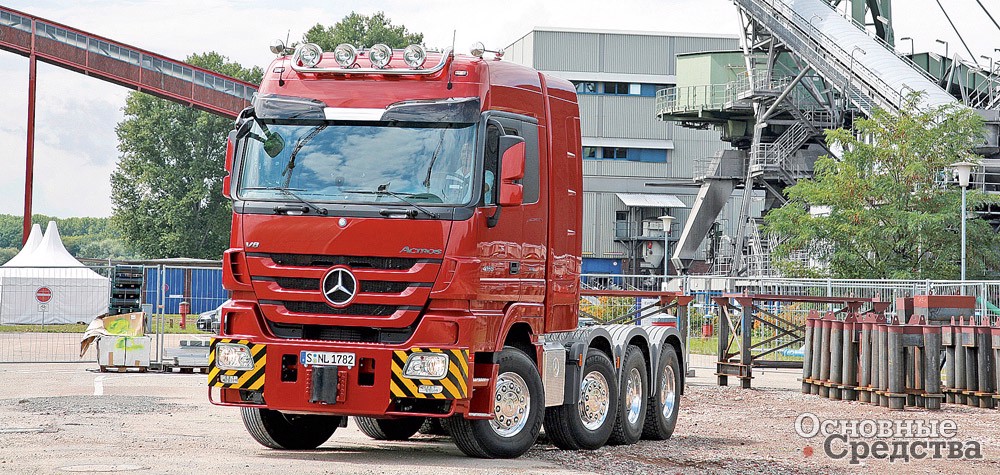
208, 41, 685, 458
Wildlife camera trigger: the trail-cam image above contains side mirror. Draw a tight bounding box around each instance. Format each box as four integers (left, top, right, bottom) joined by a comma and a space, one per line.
498, 135, 525, 207
223, 130, 236, 199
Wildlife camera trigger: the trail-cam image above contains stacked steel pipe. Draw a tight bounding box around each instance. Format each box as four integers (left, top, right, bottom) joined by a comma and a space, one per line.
942, 316, 997, 409
802, 295, 999, 411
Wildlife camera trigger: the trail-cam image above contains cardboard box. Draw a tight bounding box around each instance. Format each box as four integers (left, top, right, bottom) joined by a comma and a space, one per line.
96, 335, 150, 368
102, 312, 145, 336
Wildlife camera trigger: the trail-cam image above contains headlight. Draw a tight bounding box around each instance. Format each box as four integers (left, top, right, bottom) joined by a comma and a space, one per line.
298, 43, 323, 67
402, 352, 449, 380
216, 343, 255, 371
403, 44, 426, 69
369, 43, 393, 69
333, 43, 357, 68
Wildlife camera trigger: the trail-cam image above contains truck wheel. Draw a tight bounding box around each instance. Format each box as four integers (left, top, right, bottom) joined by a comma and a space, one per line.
241, 407, 341, 449
608, 345, 648, 445
419, 417, 450, 436
445, 347, 543, 458
642, 344, 681, 440
543, 349, 618, 450
355, 416, 424, 441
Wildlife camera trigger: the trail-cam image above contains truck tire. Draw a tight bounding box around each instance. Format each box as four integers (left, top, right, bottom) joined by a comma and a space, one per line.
355, 416, 424, 441
241, 407, 341, 450
543, 349, 618, 450
418, 417, 450, 436
608, 345, 648, 445
445, 347, 543, 458
642, 344, 681, 440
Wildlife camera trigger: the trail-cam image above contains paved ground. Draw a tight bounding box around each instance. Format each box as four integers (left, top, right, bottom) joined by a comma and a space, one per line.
0, 353, 997, 473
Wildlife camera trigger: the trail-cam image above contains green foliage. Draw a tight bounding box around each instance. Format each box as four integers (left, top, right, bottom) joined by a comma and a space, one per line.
111, 52, 262, 260
0, 214, 136, 263
303, 12, 423, 50
765, 95, 1000, 279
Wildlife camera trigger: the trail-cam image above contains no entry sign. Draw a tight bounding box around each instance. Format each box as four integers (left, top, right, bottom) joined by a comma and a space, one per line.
35, 287, 52, 303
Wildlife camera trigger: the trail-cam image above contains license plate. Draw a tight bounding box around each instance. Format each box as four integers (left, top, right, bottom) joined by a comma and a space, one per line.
300, 351, 355, 368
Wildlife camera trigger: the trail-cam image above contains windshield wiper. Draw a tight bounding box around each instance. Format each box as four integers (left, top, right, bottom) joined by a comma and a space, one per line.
242, 186, 328, 215
344, 183, 439, 218
281, 125, 327, 188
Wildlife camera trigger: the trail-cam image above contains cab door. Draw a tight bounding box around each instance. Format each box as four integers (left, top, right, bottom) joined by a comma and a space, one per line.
474, 114, 546, 306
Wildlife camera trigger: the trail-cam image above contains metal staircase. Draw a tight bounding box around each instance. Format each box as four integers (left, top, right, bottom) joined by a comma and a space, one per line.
732, 0, 956, 115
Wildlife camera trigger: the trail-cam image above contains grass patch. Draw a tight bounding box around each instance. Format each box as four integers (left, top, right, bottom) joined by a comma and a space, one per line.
0, 315, 211, 335
687, 335, 803, 362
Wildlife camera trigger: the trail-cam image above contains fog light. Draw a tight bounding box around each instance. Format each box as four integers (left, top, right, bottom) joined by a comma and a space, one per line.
216, 343, 255, 371
402, 352, 449, 380
369, 43, 393, 69
333, 43, 357, 68
298, 43, 323, 67
403, 44, 426, 69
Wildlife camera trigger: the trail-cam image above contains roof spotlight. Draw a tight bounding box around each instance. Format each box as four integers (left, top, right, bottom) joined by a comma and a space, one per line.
334, 43, 358, 68
369, 44, 393, 68
298, 43, 323, 67
403, 44, 427, 69
470, 42, 485, 57
269, 39, 287, 55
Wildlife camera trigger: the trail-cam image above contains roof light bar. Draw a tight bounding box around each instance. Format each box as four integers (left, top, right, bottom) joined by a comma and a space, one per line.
289, 45, 453, 75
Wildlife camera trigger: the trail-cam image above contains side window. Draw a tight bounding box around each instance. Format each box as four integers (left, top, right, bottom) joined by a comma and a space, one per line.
492, 117, 540, 205
483, 124, 501, 206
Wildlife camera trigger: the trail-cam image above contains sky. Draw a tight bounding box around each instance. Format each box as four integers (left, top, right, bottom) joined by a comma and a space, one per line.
0, 0, 997, 218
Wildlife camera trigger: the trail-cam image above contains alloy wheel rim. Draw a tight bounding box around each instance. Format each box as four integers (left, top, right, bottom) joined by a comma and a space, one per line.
490, 371, 530, 437
579, 370, 610, 430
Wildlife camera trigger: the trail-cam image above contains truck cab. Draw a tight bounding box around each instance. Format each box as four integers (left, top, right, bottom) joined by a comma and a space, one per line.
210, 42, 682, 459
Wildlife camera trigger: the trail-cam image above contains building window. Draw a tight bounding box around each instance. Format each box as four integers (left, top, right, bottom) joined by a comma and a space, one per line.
607, 147, 628, 159
583, 146, 599, 159
574, 81, 598, 94
603, 82, 630, 95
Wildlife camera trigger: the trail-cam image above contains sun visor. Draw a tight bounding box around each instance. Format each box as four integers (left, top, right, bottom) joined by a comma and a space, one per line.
253, 94, 328, 120
381, 97, 481, 123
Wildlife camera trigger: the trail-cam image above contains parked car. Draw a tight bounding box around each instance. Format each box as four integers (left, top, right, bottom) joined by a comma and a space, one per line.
196, 300, 230, 333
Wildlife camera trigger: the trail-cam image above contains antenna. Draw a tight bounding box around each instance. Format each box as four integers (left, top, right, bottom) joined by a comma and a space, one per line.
447, 30, 456, 90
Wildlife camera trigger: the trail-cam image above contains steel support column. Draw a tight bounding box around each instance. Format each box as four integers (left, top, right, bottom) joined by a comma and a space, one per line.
22, 28, 37, 243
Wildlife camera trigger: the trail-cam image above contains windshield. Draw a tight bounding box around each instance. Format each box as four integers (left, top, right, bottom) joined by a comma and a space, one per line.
237, 121, 479, 206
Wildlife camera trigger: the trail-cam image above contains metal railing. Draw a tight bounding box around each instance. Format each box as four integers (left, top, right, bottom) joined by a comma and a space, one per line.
0, 264, 225, 364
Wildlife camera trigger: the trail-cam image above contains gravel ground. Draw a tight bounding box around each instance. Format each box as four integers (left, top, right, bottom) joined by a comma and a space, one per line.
0, 358, 997, 474
523, 355, 1000, 474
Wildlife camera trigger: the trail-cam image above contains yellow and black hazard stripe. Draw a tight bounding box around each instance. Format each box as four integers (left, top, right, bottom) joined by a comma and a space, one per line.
390, 348, 469, 399
208, 338, 266, 391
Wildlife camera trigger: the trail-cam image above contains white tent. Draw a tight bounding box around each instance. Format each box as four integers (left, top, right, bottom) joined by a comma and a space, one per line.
0, 222, 111, 324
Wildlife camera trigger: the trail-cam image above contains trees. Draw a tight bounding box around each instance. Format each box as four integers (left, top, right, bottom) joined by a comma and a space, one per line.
110, 53, 262, 260
0, 214, 135, 263
765, 96, 1000, 279
303, 12, 423, 50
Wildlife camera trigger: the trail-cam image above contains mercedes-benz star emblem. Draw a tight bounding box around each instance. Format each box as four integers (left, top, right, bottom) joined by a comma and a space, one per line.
321, 267, 357, 307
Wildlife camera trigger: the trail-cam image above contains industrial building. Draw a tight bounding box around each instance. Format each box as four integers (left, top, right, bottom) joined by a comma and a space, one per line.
506, 27, 763, 276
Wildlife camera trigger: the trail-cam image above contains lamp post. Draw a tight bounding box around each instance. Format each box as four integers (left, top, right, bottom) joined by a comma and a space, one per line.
952, 161, 975, 283
935, 39, 949, 78
847, 47, 866, 109
659, 215, 675, 278
899, 36, 914, 56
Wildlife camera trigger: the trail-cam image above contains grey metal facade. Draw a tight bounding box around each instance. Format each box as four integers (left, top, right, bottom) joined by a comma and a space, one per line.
506, 28, 746, 273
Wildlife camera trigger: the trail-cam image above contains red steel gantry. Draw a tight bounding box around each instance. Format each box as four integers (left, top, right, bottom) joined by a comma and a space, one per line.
0, 5, 258, 241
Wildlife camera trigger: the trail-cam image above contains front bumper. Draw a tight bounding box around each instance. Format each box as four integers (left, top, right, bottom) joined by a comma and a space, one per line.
208, 337, 469, 417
